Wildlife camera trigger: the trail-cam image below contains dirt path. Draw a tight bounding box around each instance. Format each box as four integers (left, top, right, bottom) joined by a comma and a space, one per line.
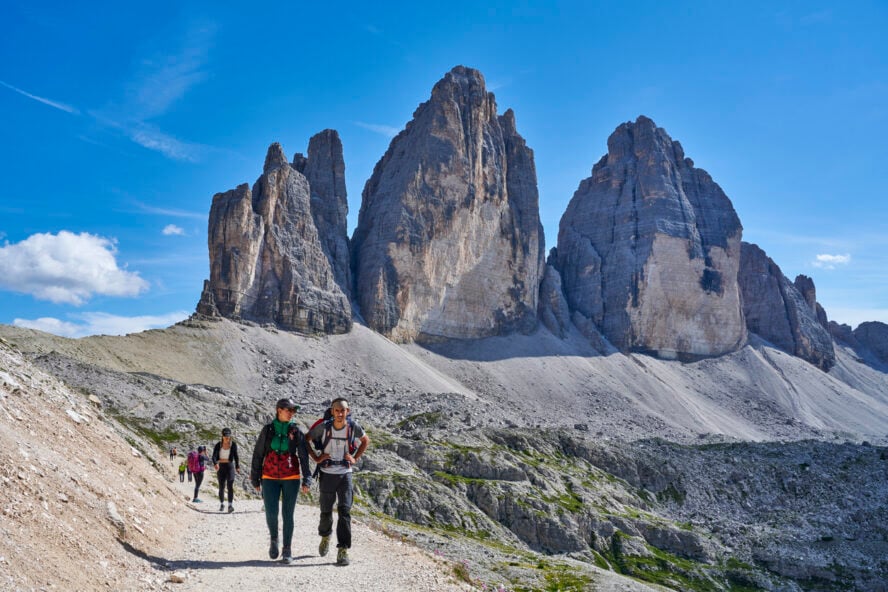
165, 477, 471, 591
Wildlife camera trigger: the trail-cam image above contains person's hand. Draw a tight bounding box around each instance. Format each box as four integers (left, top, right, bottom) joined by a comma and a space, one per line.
316, 453, 331, 463
344, 453, 355, 464
301, 485, 310, 494
214, 464, 219, 470
254, 485, 261, 493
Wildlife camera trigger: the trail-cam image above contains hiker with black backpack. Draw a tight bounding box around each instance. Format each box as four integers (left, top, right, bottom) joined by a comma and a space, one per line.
250, 398, 313, 565
307, 397, 370, 566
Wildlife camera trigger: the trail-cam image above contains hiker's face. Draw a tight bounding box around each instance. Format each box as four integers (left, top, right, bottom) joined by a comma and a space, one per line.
277, 407, 294, 421
332, 404, 348, 424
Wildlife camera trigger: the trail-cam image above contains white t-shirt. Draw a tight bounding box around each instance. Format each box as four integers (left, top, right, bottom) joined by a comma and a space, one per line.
312, 421, 365, 475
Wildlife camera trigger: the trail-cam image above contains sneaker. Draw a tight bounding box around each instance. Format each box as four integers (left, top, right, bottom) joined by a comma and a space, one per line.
228, 504, 234, 513
269, 539, 280, 560
219, 504, 225, 512
192, 498, 202, 503
281, 547, 293, 564
336, 547, 349, 566
318, 535, 330, 557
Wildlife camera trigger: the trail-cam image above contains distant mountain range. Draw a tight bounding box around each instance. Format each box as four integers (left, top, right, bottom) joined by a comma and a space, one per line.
196, 65, 886, 373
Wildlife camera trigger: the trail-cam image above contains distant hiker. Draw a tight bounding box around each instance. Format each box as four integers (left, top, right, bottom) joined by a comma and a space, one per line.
250, 398, 312, 565
178, 460, 187, 482
212, 427, 240, 513
169, 446, 176, 462
186, 446, 195, 482
308, 397, 370, 566
189, 445, 209, 502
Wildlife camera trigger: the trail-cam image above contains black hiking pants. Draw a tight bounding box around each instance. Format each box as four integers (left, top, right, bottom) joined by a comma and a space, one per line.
318, 471, 353, 548
193, 470, 204, 500
217, 463, 235, 503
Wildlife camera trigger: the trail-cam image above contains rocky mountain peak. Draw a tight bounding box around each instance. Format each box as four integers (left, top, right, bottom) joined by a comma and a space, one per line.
739, 242, 835, 370
351, 65, 544, 342
552, 116, 746, 359
263, 142, 289, 173
197, 137, 351, 334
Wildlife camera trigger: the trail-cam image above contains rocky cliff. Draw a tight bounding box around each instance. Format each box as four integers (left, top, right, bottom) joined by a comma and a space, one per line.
553, 116, 747, 359
196, 142, 351, 334
739, 242, 835, 370
292, 129, 351, 299
351, 65, 545, 342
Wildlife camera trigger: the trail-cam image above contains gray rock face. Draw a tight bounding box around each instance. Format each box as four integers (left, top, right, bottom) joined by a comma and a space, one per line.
197, 142, 351, 334
293, 129, 351, 299
351, 65, 545, 342
739, 242, 835, 370
554, 116, 746, 359
853, 321, 888, 364
538, 261, 571, 339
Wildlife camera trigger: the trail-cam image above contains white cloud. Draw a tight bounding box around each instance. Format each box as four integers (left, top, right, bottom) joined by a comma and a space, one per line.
354, 121, 401, 138
0, 231, 149, 305
812, 253, 851, 269
13, 310, 189, 338
0, 80, 80, 114
162, 224, 185, 236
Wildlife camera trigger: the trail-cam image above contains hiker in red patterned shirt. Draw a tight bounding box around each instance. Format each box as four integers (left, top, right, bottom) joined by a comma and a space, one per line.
249, 398, 313, 565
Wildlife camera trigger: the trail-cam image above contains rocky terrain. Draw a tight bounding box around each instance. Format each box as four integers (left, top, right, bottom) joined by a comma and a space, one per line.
2, 316, 888, 591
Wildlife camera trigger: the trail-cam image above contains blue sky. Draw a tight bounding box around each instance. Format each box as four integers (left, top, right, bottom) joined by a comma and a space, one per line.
1, 1, 886, 337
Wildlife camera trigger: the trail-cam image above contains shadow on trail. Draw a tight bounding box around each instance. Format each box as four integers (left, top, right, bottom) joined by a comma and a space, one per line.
120, 542, 326, 571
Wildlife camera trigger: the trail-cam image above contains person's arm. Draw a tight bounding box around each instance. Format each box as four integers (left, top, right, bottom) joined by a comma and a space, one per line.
232, 442, 240, 472
296, 431, 313, 491
211, 442, 220, 467
345, 434, 370, 465
250, 427, 268, 490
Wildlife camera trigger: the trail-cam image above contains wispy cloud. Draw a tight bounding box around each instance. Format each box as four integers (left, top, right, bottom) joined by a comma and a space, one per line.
127, 123, 204, 162
124, 23, 216, 120
812, 253, 851, 269
131, 200, 205, 220
0, 231, 148, 305
354, 121, 401, 138
162, 224, 185, 236
3, 21, 215, 162
0, 80, 80, 114
13, 310, 189, 338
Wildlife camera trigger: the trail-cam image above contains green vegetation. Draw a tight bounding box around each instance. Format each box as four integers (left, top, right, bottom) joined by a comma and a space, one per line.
395, 411, 443, 429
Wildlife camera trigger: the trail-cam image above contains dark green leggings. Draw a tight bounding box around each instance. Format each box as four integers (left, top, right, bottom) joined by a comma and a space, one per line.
261, 479, 300, 547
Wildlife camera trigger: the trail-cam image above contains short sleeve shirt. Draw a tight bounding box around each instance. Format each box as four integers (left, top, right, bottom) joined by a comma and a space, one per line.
309, 420, 365, 475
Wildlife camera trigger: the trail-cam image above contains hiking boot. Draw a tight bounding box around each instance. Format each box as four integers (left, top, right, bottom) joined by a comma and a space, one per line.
336, 547, 349, 566
192, 498, 202, 503
318, 535, 330, 557
219, 504, 225, 512
227, 504, 234, 513
281, 547, 293, 564
268, 538, 280, 560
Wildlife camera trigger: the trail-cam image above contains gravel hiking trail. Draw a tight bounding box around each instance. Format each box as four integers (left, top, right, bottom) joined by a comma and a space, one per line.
167, 477, 471, 591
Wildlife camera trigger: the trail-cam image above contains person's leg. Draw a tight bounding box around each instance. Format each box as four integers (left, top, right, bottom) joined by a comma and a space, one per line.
261, 479, 282, 558
318, 473, 336, 538
193, 471, 204, 501
226, 472, 235, 504
335, 472, 353, 549
280, 480, 299, 560
218, 465, 227, 506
